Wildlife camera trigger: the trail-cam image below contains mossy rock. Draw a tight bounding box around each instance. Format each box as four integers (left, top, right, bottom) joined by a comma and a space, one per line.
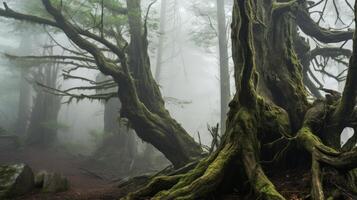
0, 164, 35, 199
34, 171, 47, 188
41, 172, 69, 193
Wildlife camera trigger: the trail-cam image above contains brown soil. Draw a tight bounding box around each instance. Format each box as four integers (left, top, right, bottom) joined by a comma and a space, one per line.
0, 148, 312, 200
0, 147, 127, 200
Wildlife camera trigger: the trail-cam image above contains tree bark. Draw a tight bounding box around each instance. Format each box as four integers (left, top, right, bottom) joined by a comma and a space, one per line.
154, 0, 167, 82
216, 0, 231, 134
16, 68, 31, 137
118, 0, 203, 167
27, 50, 61, 147
92, 96, 138, 174
0, 0, 203, 168
15, 37, 33, 137
123, 0, 357, 199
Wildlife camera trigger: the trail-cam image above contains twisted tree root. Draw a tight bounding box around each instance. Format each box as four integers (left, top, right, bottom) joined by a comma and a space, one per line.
122, 109, 285, 200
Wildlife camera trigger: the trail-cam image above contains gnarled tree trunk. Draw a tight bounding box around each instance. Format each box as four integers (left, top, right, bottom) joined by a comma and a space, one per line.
116, 0, 203, 167
123, 0, 357, 199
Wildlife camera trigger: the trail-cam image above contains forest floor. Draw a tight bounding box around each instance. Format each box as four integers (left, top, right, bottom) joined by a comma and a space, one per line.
0, 148, 310, 200
0, 147, 129, 200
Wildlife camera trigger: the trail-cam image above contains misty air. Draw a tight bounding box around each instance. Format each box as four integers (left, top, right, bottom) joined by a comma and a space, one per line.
0, 0, 356, 199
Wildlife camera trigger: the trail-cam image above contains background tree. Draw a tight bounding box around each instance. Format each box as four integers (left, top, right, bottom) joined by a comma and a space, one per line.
1, 0, 357, 199
0, 0, 203, 167
123, 0, 357, 199
26, 45, 62, 147
14, 37, 32, 137
191, 0, 233, 133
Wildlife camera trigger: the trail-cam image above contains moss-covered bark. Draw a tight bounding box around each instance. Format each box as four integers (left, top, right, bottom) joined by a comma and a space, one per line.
123, 0, 357, 199
1, 0, 357, 198
122, 0, 203, 167
11, 0, 203, 168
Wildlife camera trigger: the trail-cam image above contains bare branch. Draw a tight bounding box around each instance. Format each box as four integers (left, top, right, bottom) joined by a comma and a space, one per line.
62, 73, 113, 85
4, 53, 95, 63
37, 81, 117, 103
297, 8, 354, 43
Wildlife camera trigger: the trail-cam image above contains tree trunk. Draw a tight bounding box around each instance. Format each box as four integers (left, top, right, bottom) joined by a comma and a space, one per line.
154, 0, 167, 82
216, 0, 231, 134
103, 98, 137, 160
27, 59, 61, 148
2, 0, 357, 198
117, 0, 203, 167
123, 0, 357, 199
16, 68, 31, 137
13, 0, 204, 167
92, 97, 138, 175
15, 37, 34, 137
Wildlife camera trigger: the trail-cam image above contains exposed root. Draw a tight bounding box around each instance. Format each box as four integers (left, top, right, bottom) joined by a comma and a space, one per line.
122, 140, 238, 199
346, 169, 357, 193
242, 148, 285, 200
297, 102, 357, 199
298, 126, 357, 171
123, 108, 287, 200
152, 140, 239, 199
122, 175, 183, 200
311, 154, 324, 200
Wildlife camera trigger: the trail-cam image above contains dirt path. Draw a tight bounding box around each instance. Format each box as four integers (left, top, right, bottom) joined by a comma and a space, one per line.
0, 148, 125, 200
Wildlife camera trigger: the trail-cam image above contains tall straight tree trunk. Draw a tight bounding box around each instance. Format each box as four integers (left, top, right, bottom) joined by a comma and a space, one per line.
216, 0, 231, 134
27, 46, 61, 147
93, 97, 138, 174
103, 98, 136, 160
16, 68, 31, 136
27, 65, 61, 147
154, 0, 167, 82
15, 37, 33, 137
92, 73, 138, 174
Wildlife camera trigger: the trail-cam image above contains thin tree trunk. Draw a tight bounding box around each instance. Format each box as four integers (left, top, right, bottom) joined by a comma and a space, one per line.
154, 0, 167, 82
216, 0, 231, 134
27, 46, 61, 147
93, 97, 138, 174
16, 68, 31, 136
15, 37, 33, 136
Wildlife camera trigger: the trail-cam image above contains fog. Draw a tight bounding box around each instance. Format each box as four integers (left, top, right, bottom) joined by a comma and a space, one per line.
0, 0, 355, 199
0, 0, 223, 151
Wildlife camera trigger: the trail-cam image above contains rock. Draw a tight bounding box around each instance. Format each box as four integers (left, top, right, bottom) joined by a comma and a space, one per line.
0, 164, 35, 199
42, 172, 69, 193
34, 171, 47, 188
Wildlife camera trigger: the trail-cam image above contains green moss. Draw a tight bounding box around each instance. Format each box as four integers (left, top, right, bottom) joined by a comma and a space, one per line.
297, 126, 338, 155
